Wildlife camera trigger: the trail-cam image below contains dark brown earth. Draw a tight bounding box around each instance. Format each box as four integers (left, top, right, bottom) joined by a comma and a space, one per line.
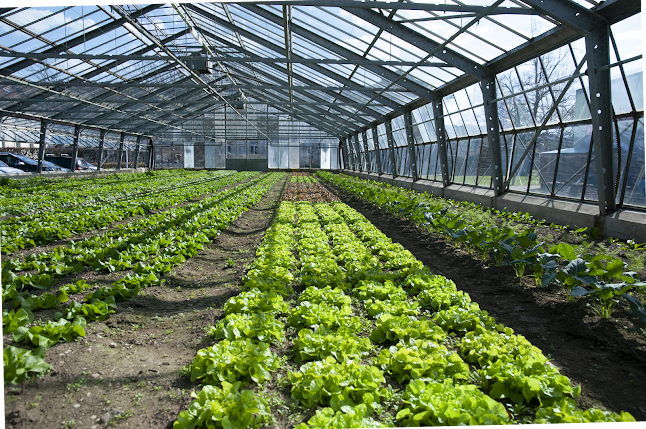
323, 180, 646, 422
3, 175, 288, 429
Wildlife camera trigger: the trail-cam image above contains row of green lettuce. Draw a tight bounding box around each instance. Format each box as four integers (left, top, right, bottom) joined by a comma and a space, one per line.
0, 168, 221, 217
318, 172, 646, 324
173, 199, 634, 428
3, 173, 285, 385
1, 170, 240, 254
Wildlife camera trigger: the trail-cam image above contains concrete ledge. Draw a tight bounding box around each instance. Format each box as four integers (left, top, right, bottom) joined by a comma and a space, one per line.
444, 184, 496, 207
606, 209, 646, 243
393, 176, 414, 189
413, 179, 445, 198
367, 173, 381, 182
377, 174, 394, 185
358, 172, 370, 181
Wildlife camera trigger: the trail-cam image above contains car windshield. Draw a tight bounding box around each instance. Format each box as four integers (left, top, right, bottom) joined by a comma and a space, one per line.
8, 153, 37, 164
0, 160, 9, 167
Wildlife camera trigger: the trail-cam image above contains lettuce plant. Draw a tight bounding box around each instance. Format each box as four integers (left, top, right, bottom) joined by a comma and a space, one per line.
293, 326, 372, 363
370, 314, 446, 344
479, 353, 580, 406
287, 301, 360, 331
396, 379, 511, 426
364, 298, 419, 318
173, 381, 272, 429
4, 345, 52, 385
376, 339, 469, 384
433, 303, 500, 335
294, 404, 384, 429
223, 289, 288, 315
534, 398, 635, 423
186, 338, 280, 386
209, 312, 284, 342
288, 358, 389, 413
298, 286, 352, 308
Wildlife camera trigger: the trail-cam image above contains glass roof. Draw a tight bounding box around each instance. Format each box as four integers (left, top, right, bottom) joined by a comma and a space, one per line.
0, 0, 637, 144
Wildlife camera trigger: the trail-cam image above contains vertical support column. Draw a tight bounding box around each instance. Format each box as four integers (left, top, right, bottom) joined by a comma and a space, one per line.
361, 130, 371, 173
371, 126, 382, 175
117, 132, 125, 170
134, 136, 141, 169
481, 75, 504, 195
352, 134, 363, 172
340, 138, 349, 171
71, 125, 80, 173
587, 24, 615, 215
432, 100, 451, 186
385, 119, 397, 177
36, 119, 47, 174
97, 130, 106, 171
404, 111, 419, 181
148, 138, 154, 169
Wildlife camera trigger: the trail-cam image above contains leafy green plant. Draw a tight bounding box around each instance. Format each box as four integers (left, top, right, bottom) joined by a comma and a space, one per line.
13, 316, 86, 348
293, 326, 372, 363
186, 338, 280, 386
2, 308, 34, 333
396, 379, 511, 426
376, 339, 470, 384
173, 381, 272, 429
208, 312, 284, 342
534, 398, 635, 423
294, 404, 384, 429
288, 358, 389, 414
223, 288, 288, 315
288, 301, 361, 331
3, 345, 52, 384
432, 303, 500, 335
370, 314, 446, 344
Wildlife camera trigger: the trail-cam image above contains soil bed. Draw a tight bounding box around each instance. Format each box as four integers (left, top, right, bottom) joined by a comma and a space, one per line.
3, 175, 288, 429
324, 180, 646, 421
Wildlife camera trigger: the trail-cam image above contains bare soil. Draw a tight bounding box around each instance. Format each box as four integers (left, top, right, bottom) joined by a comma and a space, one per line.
3, 175, 288, 429
324, 181, 646, 421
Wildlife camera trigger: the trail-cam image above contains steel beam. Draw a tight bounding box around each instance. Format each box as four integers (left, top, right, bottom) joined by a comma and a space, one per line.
191, 15, 405, 115
352, 134, 364, 172
36, 119, 47, 174
361, 130, 371, 172
520, 0, 605, 35
403, 111, 419, 181
385, 119, 397, 177
343, 7, 491, 80
0, 5, 162, 77
371, 126, 382, 175
481, 76, 504, 195
117, 132, 125, 170
586, 24, 616, 214
97, 130, 106, 171
432, 100, 450, 186
134, 135, 141, 168
240, 4, 437, 102
340, 138, 349, 170
237, 1, 538, 15
71, 125, 80, 173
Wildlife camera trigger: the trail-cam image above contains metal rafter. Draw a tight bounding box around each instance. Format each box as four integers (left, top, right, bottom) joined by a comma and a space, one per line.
240, 4, 438, 101
184, 4, 407, 114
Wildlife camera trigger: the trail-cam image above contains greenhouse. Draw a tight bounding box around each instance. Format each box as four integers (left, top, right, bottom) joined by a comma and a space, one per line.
1, 1, 645, 428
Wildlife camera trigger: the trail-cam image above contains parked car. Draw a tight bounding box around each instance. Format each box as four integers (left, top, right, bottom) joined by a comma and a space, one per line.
0, 159, 27, 175
0, 153, 69, 172
45, 154, 97, 170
